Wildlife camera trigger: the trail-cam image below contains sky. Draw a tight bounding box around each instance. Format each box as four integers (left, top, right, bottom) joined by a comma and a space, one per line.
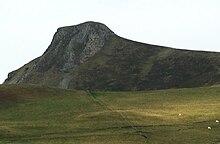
0, 0, 220, 84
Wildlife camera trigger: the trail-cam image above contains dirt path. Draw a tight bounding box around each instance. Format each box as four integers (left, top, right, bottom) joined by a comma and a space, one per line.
86, 91, 148, 141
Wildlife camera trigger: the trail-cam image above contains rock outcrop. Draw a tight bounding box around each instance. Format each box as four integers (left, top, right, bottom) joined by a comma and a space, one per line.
4, 21, 114, 89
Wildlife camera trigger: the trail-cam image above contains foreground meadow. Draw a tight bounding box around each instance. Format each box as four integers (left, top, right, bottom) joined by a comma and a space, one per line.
0, 84, 219, 143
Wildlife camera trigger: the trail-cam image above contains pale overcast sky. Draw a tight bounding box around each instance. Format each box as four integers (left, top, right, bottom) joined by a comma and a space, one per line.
0, 0, 220, 83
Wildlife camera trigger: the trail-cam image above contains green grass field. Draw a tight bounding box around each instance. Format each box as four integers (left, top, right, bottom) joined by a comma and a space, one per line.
0, 84, 220, 144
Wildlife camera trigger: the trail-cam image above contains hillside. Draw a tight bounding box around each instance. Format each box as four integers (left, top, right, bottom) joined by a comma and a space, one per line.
0, 84, 220, 143
4, 21, 220, 90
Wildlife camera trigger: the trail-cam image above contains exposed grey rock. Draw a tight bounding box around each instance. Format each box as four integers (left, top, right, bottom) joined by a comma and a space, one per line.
4, 21, 115, 88
58, 73, 72, 89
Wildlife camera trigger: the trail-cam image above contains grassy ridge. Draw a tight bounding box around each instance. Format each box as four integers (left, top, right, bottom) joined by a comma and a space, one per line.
0, 85, 220, 143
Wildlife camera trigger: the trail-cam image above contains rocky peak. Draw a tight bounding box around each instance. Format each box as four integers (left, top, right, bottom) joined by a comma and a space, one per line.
36, 21, 115, 72
4, 21, 115, 88
54, 21, 114, 44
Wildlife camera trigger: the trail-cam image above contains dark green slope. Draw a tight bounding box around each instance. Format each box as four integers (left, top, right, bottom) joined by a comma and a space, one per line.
70, 35, 220, 90
143, 51, 220, 89
70, 35, 163, 90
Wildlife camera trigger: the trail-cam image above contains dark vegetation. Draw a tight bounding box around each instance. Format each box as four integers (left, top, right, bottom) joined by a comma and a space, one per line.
70, 35, 220, 90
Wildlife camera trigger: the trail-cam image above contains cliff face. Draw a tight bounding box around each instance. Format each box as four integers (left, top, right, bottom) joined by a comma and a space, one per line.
4, 21, 220, 90
4, 22, 115, 89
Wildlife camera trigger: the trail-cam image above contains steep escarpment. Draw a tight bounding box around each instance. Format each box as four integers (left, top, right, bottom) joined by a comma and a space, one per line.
4, 21, 114, 88
4, 21, 220, 90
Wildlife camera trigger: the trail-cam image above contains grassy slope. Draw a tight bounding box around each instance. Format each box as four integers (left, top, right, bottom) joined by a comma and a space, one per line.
0, 84, 220, 143
70, 35, 163, 90
70, 35, 220, 91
